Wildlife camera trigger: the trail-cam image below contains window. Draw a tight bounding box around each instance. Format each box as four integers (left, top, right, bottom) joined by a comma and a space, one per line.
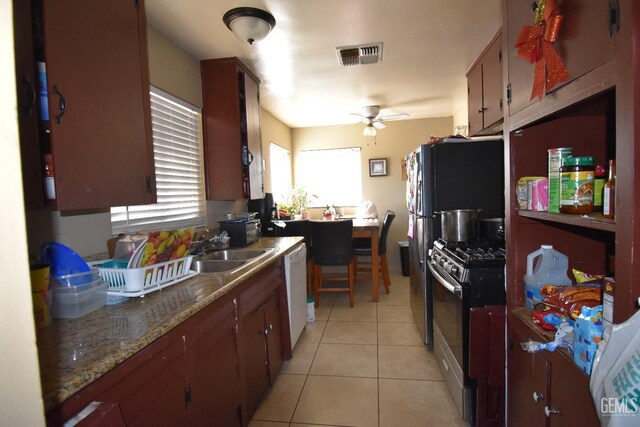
297, 147, 362, 207
269, 142, 292, 204
111, 87, 206, 234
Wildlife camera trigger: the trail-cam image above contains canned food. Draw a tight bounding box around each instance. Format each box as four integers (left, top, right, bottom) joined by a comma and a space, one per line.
548, 148, 573, 213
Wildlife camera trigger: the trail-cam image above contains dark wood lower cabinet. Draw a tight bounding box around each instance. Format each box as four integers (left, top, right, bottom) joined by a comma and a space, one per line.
507, 326, 549, 427
188, 298, 242, 427
507, 313, 599, 426
241, 264, 289, 420
244, 303, 271, 418
264, 292, 284, 384
47, 261, 289, 427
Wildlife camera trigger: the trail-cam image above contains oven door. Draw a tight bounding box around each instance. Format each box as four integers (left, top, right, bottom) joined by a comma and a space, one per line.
428, 260, 474, 423
429, 261, 464, 369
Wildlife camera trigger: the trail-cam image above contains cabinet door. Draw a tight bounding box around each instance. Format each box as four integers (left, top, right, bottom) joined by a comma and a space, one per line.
98, 336, 189, 426
506, 0, 615, 117
482, 35, 503, 128
42, 0, 155, 210
244, 72, 264, 200
467, 63, 484, 136
13, 0, 44, 209
507, 327, 548, 427
264, 291, 284, 384
243, 304, 270, 419
548, 365, 599, 427
189, 298, 242, 427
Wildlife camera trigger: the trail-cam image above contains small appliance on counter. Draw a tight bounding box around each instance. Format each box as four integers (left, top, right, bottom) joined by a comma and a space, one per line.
219, 219, 261, 247
248, 192, 279, 236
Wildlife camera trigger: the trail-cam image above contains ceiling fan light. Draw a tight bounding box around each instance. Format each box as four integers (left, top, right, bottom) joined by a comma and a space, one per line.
363, 125, 377, 137
223, 7, 276, 45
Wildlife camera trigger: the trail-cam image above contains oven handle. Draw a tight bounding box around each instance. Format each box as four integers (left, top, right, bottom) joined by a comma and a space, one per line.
428, 260, 463, 299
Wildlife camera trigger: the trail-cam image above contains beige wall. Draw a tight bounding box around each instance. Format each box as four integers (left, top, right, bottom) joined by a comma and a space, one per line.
292, 117, 453, 272
261, 109, 293, 194
147, 26, 202, 107
1, 2, 46, 424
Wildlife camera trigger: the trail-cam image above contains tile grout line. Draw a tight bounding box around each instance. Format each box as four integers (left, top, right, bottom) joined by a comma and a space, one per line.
287, 290, 335, 425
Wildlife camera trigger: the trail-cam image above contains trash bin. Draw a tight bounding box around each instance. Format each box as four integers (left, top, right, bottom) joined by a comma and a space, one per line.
399, 241, 409, 277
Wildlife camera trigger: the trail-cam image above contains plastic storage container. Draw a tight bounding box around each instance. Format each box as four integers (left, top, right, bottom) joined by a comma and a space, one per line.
524, 245, 572, 310
51, 269, 107, 318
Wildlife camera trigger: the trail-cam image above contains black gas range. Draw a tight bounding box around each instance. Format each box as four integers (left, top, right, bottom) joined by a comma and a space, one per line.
428, 238, 506, 425
430, 238, 506, 283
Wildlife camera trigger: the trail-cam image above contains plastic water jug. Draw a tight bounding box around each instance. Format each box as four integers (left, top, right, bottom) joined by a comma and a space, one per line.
524, 245, 571, 310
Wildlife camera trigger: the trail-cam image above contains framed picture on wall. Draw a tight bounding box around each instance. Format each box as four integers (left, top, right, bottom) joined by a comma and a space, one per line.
369, 158, 387, 177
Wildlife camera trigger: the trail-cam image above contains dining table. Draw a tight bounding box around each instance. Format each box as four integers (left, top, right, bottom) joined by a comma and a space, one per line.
275, 216, 382, 302
351, 217, 382, 302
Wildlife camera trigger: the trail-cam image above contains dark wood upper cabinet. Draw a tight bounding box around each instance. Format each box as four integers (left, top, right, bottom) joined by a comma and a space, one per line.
467, 31, 503, 136
505, 0, 616, 121
201, 57, 265, 201
32, 0, 156, 210
13, 0, 44, 210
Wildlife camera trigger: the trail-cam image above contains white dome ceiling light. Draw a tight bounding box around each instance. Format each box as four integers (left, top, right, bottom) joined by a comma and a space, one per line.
223, 7, 276, 45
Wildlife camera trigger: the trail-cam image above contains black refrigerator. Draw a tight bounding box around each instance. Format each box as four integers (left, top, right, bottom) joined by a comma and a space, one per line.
406, 137, 505, 346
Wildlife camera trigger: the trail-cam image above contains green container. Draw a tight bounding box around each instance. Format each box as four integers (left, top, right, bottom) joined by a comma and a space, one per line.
548, 148, 573, 213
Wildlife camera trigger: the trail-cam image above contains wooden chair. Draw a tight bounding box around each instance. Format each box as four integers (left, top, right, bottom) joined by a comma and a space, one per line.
352, 210, 396, 294
281, 219, 313, 294
310, 220, 355, 308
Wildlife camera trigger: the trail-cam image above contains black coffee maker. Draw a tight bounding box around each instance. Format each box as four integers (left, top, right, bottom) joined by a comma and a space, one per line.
248, 193, 279, 236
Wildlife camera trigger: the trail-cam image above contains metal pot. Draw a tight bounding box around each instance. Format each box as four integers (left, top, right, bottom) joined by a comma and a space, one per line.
479, 218, 504, 241
436, 209, 482, 242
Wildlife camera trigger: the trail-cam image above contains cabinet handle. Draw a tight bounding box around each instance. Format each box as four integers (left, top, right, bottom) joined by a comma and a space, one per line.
478, 107, 487, 113
608, 0, 620, 36
544, 406, 560, 417
53, 85, 66, 124
247, 150, 254, 165
264, 324, 273, 336
532, 392, 545, 402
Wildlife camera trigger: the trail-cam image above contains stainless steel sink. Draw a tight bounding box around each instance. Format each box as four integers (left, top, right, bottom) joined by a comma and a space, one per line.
192, 248, 273, 275
197, 249, 269, 261
192, 259, 246, 274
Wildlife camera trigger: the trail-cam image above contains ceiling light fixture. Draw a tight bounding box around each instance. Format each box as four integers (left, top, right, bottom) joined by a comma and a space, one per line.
363, 124, 377, 137
223, 7, 276, 45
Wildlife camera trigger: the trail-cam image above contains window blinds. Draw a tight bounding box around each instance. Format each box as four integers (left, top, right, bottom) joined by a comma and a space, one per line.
111, 87, 206, 234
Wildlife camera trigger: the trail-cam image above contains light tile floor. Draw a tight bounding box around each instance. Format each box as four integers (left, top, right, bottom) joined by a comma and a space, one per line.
250, 272, 469, 427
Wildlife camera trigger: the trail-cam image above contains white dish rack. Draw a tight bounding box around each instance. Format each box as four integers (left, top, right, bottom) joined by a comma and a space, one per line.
91, 256, 196, 297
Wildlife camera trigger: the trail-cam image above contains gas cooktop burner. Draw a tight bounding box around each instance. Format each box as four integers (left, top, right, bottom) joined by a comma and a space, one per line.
431, 239, 506, 283
454, 247, 506, 263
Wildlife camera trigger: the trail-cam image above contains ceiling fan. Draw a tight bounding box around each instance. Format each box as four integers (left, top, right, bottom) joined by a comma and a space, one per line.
351, 105, 409, 136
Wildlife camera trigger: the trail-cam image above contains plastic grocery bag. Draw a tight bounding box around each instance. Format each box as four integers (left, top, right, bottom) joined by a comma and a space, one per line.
356, 201, 378, 219
590, 309, 640, 426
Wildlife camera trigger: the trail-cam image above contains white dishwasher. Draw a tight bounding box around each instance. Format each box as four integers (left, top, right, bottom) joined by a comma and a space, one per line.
284, 243, 307, 348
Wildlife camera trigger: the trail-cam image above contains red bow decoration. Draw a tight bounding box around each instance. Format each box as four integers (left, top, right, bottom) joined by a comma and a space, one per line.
514, 0, 570, 100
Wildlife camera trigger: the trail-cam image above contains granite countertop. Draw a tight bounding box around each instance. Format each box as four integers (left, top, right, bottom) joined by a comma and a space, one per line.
37, 237, 303, 412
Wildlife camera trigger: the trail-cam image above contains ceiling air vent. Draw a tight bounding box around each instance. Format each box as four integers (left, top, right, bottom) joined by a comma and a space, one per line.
336, 42, 383, 67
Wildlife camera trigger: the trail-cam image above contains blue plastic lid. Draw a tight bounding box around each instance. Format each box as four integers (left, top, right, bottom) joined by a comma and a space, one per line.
40, 242, 90, 276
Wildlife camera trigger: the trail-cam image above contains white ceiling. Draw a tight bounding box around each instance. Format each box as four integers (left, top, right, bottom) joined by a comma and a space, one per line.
146, 0, 501, 128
